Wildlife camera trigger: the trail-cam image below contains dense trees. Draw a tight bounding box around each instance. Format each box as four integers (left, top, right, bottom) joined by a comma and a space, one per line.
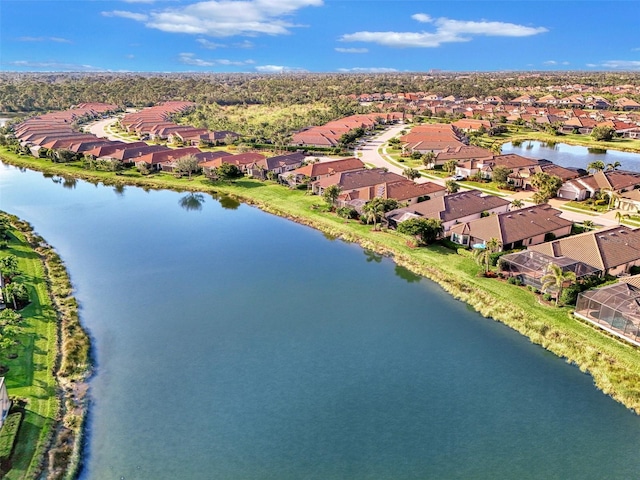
530, 172, 563, 204
591, 125, 615, 142
491, 166, 512, 185
214, 163, 243, 181
403, 168, 420, 181
175, 154, 200, 180
397, 218, 443, 245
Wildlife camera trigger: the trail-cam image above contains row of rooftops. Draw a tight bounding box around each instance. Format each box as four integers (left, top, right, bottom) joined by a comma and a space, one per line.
290, 112, 405, 147
347, 91, 640, 108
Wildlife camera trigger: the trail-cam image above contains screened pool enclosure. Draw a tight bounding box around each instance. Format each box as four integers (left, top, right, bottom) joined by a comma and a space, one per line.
575, 282, 640, 346
499, 250, 600, 290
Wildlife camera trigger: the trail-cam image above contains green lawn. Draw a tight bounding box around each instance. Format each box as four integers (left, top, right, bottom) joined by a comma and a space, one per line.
3, 148, 640, 416
1, 228, 59, 479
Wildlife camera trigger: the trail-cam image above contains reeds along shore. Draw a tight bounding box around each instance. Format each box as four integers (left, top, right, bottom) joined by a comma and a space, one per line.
2, 213, 91, 479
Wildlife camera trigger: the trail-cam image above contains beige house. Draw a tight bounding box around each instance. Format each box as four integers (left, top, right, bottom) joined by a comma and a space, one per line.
386, 190, 510, 231
449, 204, 572, 251
530, 225, 640, 276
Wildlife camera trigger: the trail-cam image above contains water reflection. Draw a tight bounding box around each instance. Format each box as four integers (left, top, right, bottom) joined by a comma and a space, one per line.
213, 193, 240, 210
113, 185, 126, 197
62, 176, 77, 189
364, 249, 383, 263
178, 192, 206, 211
394, 265, 422, 283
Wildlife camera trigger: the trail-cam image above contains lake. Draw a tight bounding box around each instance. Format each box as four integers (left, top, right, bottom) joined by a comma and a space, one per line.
501, 140, 640, 172
2, 163, 640, 479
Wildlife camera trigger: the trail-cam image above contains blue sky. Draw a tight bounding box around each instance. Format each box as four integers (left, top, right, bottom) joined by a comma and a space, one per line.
2, 1, 639, 73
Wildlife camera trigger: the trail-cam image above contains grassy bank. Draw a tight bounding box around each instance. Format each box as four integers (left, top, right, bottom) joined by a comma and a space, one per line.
2, 149, 640, 418
0, 212, 91, 480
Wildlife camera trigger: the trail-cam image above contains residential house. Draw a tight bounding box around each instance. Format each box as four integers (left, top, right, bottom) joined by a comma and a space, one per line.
530, 225, 640, 276
312, 167, 445, 205
100, 145, 168, 165
281, 157, 365, 186
449, 204, 572, 250
200, 152, 267, 177
386, 190, 510, 230
616, 189, 640, 212
0, 377, 10, 430
615, 97, 640, 111
246, 152, 305, 180
425, 145, 494, 169
557, 170, 640, 201
133, 147, 201, 171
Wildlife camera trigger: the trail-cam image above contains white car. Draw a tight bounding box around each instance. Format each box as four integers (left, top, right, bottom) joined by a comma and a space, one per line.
453, 175, 465, 181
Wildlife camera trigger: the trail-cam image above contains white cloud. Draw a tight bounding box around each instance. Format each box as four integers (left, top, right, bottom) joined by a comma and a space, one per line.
197, 38, 226, 49
337, 67, 399, 73
341, 14, 547, 48
6, 60, 106, 71
544, 60, 569, 66
588, 60, 640, 70
411, 13, 432, 23
104, 0, 322, 37
123, 0, 156, 3
234, 40, 255, 48
101, 10, 149, 22
178, 53, 255, 67
255, 64, 307, 73
178, 53, 215, 67
216, 58, 255, 65
17, 36, 72, 43
335, 47, 368, 54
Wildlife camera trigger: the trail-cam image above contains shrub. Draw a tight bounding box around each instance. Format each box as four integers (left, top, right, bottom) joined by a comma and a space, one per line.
543, 293, 553, 302
0, 412, 22, 460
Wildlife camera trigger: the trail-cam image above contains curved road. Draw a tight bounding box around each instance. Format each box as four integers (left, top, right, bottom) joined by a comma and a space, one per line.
356, 124, 619, 228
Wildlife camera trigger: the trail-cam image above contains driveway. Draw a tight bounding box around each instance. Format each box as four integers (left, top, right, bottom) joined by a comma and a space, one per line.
87, 117, 123, 141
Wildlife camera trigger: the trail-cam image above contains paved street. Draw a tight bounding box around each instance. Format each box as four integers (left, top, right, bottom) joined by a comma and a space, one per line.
354, 124, 622, 228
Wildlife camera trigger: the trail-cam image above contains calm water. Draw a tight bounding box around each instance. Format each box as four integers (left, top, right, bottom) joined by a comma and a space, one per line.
2, 163, 640, 479
501, 141, 640, 172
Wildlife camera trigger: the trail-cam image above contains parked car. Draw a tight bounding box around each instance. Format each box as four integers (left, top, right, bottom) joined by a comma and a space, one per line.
453, 175, 465, 181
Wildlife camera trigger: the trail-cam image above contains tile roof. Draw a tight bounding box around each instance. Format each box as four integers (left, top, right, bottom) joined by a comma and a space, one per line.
530, 225, 640, 271
387, 190, 510, 223
449, 204, 572, 245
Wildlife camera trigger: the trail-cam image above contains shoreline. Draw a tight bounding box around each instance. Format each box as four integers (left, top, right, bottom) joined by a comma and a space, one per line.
1, 151, 639, 475
1, 213, 91, 479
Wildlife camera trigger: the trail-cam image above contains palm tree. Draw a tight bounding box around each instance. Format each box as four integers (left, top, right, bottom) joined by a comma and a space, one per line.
510, 199, 524, 209
615, 211, 629, 225
443, 159, 457, 175
540, 263, 577, 306
587, 160, 606, 173
445, 179, 460, 194
322, 184, 342, 211
422, 151, 436, 169
473, 237, 502, 275
606, 161, 622, 171
362, 200, 385, 230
